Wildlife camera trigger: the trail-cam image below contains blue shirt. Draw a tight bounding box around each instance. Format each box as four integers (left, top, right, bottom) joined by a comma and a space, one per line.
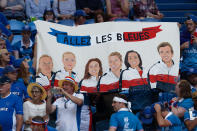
11, 81, 29, 100
0, 93, 23, 131
0, 12, 9, 26
110, 108, 143, 131
177, 98, 194, 111
0, 23, 12, 37
184, 110, 197, 131
164, 112, 182, 131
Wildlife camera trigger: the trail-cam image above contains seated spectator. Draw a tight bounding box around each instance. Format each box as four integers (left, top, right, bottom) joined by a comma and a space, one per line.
3, 65, 29, 101
0, 37, 6, 50
0, 12, 10, 29
154, 103, 181, 130
94, 12, 107, 23
0, 49, 11, 76
0, 36, 14, 55
132, 0, 163, 21
184, 68, 197, 93
25, 0, 51, 19
0, 75, 23, 131
0, 23, 13, 42
23, 82, 48, 131
105, 0, 129, 21
53, 0, 76, 20
74, 10, 87, 26
76, 0, 103, 19
0, 0, 25, 20
12, 25, 34, 59
43, 9, 57, 23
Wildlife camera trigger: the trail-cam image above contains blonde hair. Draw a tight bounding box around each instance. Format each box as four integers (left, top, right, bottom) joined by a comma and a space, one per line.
109, 52, 122, 62
62, 52, 76, 59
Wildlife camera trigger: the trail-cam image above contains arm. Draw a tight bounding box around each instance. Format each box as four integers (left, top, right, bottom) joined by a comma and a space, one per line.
171, 106, 186, 118
5, 4, 23, 11
52, 0, 59, 18
25, 0, 31, 18
46, 90, 56, 114
120, 0, 129, 16
109, 127, 117, 131
180, 41, 189, 50
106, 0, 116, 18
185, 119, 197, 131
16, 114, 23, 131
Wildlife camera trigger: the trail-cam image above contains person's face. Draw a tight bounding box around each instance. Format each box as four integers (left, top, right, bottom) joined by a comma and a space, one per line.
88, 61, 100, 77
78, 16, 86, 25
187, 74, 197, 86
22, 31, 31, 41
39, 57, 53, 74
0, 83, 10, 95
45, 13, 54, 21
109, 55, 122, 72
112, 101, 121, 112
175, 82, 180, 97
185, 20, 196, 33
1, 51, 10, 62
63, 54, 76, 71
31, 125, 45, 131
31, 87, 42, 101
0, 40, 6, 49
97, 14, 104, 23
6, 71, 18, 81
128, 52, 140, 68
159, 46, 173, 64
62, 81, 74, 94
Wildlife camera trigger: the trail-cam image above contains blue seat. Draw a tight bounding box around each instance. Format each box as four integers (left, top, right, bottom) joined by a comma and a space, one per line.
113, 18, 131, 21
11, 35, 22, 46
58, 19, 74, 26
85, 19, 95, 24
9, 20, 25, 34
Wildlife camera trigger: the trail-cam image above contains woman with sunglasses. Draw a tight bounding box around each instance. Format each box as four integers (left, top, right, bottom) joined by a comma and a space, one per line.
23, 83, 48, 131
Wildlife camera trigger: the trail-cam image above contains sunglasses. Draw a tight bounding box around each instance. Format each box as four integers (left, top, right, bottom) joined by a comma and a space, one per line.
31, 90, 41, 94
3, 53, 9, 56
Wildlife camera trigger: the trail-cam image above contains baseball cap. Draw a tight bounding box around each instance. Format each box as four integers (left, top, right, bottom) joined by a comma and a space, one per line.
0, 75, 11, 84
74, 10, 88, 17
187, 15, 197, 22
140, 106, 153, 125
3, 65, 17, 74
13, 58, 26, 68
22, 25, 31, 31
186, 68, 197, 76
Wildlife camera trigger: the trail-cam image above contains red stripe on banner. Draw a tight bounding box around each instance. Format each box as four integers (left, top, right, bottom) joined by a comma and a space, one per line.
123, 25, 162, 42
149, 74, 178, 84
89, 106, 92, 131
99, 81, 119, 92
122, 78, 148, 89
80, 86, 97, 93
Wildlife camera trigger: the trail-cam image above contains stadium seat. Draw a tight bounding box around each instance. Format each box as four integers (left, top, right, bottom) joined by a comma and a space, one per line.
9, 20, 25, 34
58, 19, 74, 26
85, 19, 95, 24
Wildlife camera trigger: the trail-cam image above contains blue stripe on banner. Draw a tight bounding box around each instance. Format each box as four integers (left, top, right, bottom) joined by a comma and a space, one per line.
77, 105, 82, 131
48, 28, 91, 46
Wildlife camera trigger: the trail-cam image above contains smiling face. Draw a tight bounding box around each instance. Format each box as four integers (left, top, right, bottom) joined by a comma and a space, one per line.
185, 20, 196, 33
128, 52, 140, 69
31, 86, 43, 101
88, 61, 100, 77
62, 53, 76, 71
158, 46, 173, 64
109, 55, 122, 72
62, 81, 74, 95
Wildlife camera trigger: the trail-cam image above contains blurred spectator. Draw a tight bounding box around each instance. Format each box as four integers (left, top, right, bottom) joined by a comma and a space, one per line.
53, 0, 76, 20
109, 94, 143, 131
0, 75, 23, 131
14, 58, 34, 86
12, 25, 34, 59
76, 0, 103, 19
94, 12, 107, 23
105, 0, 129, 21
0, 12, 10, 29
154, 103, 181, 130
0, 23, 13, 42
0, 49, 11, 76
0, 0, 25, 20
3, 65, 29, 101
23, 83, 47, 131
0, 38, 6, 49
74, 10, 87, 26
133, 0, 163, 21
180, 15, 197, 77
0, 36, 13, 53
25, 0, 51, 19
46, 77, 84, 131
43, 9, 57, 23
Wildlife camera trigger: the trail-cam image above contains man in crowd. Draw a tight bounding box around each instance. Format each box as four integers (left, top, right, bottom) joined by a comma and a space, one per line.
109, 94, 143, 131
0, 75, 23, 131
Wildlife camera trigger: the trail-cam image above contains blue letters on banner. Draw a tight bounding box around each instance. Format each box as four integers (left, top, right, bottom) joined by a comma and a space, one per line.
48, 28, 91, 46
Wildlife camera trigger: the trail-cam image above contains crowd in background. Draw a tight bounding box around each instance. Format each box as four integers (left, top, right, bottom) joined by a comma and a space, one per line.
0, 0, 197, 131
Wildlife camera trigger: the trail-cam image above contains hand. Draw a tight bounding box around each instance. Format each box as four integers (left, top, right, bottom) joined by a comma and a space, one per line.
181, 41, 189, 49
47, 90, 53, 99
172, 97, 177, 102
5, 6, 12, 10
154, 104, 161, 112
146, 12, 154, 18
192, 35, 197, 44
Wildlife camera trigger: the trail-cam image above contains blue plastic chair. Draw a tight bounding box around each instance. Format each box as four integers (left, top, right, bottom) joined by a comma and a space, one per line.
58, 19, 74, 26
85, 19, 95, 24
8, 20, 25, 34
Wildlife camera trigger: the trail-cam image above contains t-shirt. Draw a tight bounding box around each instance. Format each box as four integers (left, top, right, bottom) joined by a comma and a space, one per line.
177, 98, 194, 111
0, 93, 23, 131
11, 81, 29, 100
165, 112, 182, 131
109, 108, 143, 131
53, 93, 84, 131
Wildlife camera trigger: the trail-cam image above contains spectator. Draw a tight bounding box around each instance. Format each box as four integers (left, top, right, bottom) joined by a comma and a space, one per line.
12, 25, 34, 59
0, 23, 13, 42
0, 12, 10, 29
43, 9, 57, 23
3, 65, 29, 101
0, 49, 11, 76
0, 75, 23, 131
73, 10, 87, 26
76, 0, 103, 19
46, 76, 84, 131
23, 82, 47, 131
109, 94, 143, 131
184, 108, 197, 131
94, 12, 107, 23
25, 0, 51, 19
106, 0, 129, 21
53, 0, 76, 20
132, 0, 163, 21
154, 103, 181, 131
0, 0, 25, 20
0, 38, 6, 49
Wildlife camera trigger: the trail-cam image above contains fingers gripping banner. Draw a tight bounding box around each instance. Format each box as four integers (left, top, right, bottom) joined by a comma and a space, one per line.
35, 20, 180, 93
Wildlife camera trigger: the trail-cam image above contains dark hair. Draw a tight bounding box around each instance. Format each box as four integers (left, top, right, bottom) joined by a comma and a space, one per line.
124, 50, 142, 69
17, 60, 30, 86
43, 9, 55, 21
94, 12, 107, 23
83, 58, 103, 80
178, 80, 192, 98
32, 116, 44, 122
161, 102, 169, 112
157, 42, 174, 54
